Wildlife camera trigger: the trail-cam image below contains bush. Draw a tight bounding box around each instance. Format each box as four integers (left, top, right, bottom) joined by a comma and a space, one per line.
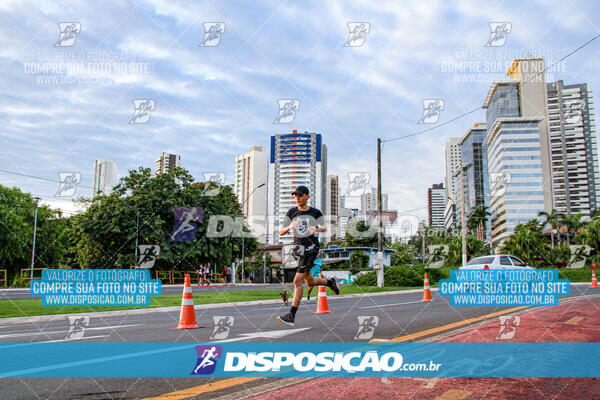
353, 264, 451, 287
558, 268, 598, 282
349, 251, 368, 274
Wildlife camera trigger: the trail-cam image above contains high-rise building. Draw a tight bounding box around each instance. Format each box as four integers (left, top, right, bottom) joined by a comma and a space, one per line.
155, 152, 180, 174
445, 137, 462, 201
458, 123, 490, 238
427, 183, 446, 228
92, 160, 118, 196
326, 175, 339, 241
360, 187, 388, 214
483, 79, 546, 245
267, 131, 327, 244
505, 57, 554, 212
234, 146, 268, 242
546, 80, 600, 216
444, 137, 461, 230
338, 207, 360, 240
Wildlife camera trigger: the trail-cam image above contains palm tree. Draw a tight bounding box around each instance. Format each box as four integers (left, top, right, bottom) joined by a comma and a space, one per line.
467, 206, 491, 239
590, 208, 600, 221
559, 213, 583, 245
538, 210, 561, 248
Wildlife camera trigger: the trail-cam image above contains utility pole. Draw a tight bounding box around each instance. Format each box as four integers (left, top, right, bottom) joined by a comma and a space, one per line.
30, 197, 41, 279
421, 221, 426, 263
134, 213, 140, 265
376, 138, 384, 288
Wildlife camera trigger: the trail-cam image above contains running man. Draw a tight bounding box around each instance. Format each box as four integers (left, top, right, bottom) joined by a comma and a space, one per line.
277, 185, 339, 327
306, 251, 324, 302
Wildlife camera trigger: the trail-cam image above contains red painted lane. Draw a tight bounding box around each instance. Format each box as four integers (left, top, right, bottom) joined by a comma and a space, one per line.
442, 296, 600, 343
247, 297, 600, 399
246, 377, 600, 400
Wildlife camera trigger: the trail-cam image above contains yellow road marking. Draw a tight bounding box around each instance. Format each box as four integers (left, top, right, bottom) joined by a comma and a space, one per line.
142, 377, 261, 400
384, 306, 527, 343
148, 295, 600, 400
435, 389, 472, 400
565, 316, 584, 325
372, 294, 600, 343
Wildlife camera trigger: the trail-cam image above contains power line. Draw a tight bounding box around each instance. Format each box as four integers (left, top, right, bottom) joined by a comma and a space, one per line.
383, 32, 600, 143
0, 169, 94, 189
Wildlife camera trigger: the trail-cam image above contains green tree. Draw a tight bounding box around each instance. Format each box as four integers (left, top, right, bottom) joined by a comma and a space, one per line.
389, 242, 418, 265
538, 210, 562, 248
349, 250, 369, 274
467, 206, 491, 235
443, 234, 489, 268
0, 185, 71, 281
344, 219, 378, 247
500, 219, 549, 267
69, 167, 257, 270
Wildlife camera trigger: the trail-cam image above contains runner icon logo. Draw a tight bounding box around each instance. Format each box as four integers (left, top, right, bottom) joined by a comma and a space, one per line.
55, 22, 81, 47
137, 245, 160, 268
344, 23, 370, 47
129, 99, 155, 124
419, 99, 444, 124
274, 99, 300, 124
56, 172, 81, 197
354, 316, 379, 340
496, 316, 520, 340
485, 22, 512, 47
192, 345, 222, 375
65, 316, 89, 340
199, 23, 225, 47
210, 316, 234, 340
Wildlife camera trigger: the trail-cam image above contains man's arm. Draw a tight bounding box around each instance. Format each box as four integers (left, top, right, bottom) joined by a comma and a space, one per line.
279, 209, 297, 236
279, 219, 298, 236
308, 212, 327, 234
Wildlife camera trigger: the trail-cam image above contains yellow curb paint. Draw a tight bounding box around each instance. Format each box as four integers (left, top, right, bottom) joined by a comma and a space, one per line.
370, 294, 600, 343
435, 389, 472, 400
379, 306, 527, 343
565, 316, 584, 325
142, 377, 261, 400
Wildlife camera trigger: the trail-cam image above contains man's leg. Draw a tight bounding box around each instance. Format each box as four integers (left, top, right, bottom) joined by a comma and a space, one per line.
306, 273, 340, 295
291, 271, 305, 309
277, 271, 305, 327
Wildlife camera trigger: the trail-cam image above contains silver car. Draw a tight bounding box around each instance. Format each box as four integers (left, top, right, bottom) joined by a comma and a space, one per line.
459, 254, 535, 270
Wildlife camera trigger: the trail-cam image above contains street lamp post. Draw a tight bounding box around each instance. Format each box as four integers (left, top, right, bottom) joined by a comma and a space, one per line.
240, 183, 266, 283
134, 213, 140, 265
446, 191, 467, 267
30, 197, 41, 279
263, 253, 267, 284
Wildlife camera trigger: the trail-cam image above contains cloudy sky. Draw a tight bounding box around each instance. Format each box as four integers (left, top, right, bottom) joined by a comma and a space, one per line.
0, 0, 599, 220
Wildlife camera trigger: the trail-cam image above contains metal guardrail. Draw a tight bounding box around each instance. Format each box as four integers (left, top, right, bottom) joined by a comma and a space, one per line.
19, 268, 45, 284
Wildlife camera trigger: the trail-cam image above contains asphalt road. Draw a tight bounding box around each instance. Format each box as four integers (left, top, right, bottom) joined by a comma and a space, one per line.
0, 284, 288, 300
0, 284, 597, 400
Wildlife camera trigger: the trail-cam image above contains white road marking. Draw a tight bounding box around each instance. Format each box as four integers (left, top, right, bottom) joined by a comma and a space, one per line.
214, 327, 311, 342
359, 300, 423, 309
42, 335, 110, 343
0, 324, 143, 339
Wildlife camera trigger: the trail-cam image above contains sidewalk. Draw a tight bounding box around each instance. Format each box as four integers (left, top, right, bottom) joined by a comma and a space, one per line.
245, 296, 600, 400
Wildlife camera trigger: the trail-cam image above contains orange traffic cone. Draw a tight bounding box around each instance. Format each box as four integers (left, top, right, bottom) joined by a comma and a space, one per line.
173, 274, 202, 329
314, 285, 332, 314
422, 273, 432, 302
592, 270, 598, 288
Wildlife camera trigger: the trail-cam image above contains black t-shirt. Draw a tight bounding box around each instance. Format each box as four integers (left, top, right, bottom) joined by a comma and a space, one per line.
282, 207, 324, 250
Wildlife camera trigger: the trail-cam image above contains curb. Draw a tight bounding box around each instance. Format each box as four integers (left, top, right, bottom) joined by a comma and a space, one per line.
0, 288, 433, 325
1, 283, 592, 325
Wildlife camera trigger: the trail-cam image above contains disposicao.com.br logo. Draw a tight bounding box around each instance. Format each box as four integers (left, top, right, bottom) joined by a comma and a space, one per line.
196, 350, 441, 375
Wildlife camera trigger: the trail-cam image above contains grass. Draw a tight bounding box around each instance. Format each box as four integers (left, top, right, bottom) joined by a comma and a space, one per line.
0, 285, 420, 318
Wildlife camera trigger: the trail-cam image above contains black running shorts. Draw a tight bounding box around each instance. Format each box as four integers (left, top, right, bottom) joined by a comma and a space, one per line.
296, 247, 319, 273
